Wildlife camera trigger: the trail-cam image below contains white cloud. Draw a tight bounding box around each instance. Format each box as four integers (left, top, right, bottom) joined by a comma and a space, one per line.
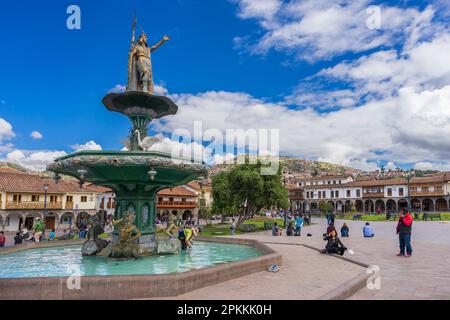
385, 161, 397, 171
4, 150, 67, 171
148, 82, 450, 169
0, 118, 15, 143
107, 84, 126, 94
319, 34, 450, 101
71, 140, 103, 152
30, 131, 43, 140
413, 161, 450, 171
107, 84, 168, 95
232, 0, 439, 62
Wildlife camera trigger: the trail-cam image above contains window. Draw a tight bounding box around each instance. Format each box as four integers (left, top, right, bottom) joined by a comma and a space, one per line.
335, 190, 339, 198
318, 191, 322, 199
387, 188, 392, 197
328, 181, 331, 185
311, 192, 314, 199
333, 181, 336, 184
422, 186, 429, 192
356, 189, 361, 197
339, 180, 342, 184
331, 191, 334, 198
66, 196, 73, 202
323, 191, 326, 198
13, 194, 22, 203
158, 197, 163, 202
436, 186, 443, 192
347, 190, 351, 197
31, 195, 40, 202
50, 195, 58, 202
81, 196, 87, 203
399, 188, 404, 196
298, 183, 302, 187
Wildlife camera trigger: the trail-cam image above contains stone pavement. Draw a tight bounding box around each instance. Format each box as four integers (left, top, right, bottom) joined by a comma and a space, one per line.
234, 218, 450, 300
150, 242, 365, 300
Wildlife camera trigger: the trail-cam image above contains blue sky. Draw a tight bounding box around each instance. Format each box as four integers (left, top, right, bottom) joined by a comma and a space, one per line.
1, 0, 450, 171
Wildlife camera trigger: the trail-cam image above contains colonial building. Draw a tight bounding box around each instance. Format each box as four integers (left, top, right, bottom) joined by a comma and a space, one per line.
0, 169, 110, 232
288, 173, 450, 214
156, 186, 198, 222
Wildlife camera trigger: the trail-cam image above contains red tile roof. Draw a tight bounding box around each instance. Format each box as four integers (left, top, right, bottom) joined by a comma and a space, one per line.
0, 172, 109, 193
157, 186, 197, 197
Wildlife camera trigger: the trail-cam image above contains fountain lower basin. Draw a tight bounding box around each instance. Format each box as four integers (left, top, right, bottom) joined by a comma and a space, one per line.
0, 237, 281, 300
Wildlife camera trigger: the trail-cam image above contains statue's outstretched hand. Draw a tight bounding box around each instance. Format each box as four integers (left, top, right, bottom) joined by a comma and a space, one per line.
163, 35, 170, 41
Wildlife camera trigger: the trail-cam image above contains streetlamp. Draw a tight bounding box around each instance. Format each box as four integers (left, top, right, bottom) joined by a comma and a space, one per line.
42, 183, 49, 240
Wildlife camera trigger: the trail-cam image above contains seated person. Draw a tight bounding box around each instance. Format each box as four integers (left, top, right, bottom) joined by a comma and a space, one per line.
340, 223, 349, 237
322, 230, 347, 256
48, 229, 56, 241
363, 222, 374, 237
327, 223, 336, 235
286, 222, 295, 236
14, 232, 23, 245
272, 223, 282, 236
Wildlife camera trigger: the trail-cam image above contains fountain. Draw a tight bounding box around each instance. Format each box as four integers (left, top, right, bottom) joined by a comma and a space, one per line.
0, 18, 282, 300
47, 18, 207, 258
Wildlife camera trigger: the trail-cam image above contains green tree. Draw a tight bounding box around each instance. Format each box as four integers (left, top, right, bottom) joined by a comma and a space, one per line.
319, 201, 333, 215
211, 160, 289, 228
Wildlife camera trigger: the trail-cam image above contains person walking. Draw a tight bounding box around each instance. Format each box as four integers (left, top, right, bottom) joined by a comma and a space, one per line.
397, 210, 413, 257
33, 218, 45, 243
0, 231, 5, 248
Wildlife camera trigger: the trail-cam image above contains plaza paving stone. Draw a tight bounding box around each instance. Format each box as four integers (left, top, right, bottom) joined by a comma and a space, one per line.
231, 218, 450, 300
150, 242, 365, 300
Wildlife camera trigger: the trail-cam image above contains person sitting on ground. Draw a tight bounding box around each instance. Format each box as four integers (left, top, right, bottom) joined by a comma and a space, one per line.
286, 221, 295, 236
363, 222, 375, 237
48, 229, 56, 241
14, 232, 23, 245
272, 222, 282, 236
321, 230, 347, 256
0, 231, 5, 248
341, 223, 349, 237
327, 222, 336, 235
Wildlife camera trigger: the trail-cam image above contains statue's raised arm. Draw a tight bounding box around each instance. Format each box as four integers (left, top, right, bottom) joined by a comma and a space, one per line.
150, 35, 170, 52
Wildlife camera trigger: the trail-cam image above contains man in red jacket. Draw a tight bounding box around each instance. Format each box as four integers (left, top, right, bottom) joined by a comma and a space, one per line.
396, 209, 413, 257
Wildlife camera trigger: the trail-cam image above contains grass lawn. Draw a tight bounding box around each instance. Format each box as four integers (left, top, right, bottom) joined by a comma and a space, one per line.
335, 213, 450, 221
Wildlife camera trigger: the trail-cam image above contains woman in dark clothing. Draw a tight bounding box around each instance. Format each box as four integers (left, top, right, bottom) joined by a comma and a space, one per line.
322, 230, 347, 256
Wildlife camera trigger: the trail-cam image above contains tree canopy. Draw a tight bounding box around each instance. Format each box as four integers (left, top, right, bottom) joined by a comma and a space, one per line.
211, 161, 289, 227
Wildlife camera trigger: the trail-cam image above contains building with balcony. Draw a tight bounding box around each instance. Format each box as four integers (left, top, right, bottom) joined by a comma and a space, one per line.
287, 173, 450, 214
156, 186, 198, 222
0, 169, 111, 232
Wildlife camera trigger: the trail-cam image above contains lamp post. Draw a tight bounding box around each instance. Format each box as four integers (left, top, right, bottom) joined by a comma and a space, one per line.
42, 183, 49, 240
406, 172, 414, 212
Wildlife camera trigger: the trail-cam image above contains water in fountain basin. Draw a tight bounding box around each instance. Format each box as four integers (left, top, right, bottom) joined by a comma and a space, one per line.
0, 242, 261, 278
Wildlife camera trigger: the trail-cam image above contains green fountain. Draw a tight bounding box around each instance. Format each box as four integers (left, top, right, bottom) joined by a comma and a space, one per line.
47, 19, 207, 258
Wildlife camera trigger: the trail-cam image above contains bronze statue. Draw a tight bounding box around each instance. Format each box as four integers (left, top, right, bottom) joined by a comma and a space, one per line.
109, 212, 142, 258
127, 17, 170, 93
81, 212, 109, 256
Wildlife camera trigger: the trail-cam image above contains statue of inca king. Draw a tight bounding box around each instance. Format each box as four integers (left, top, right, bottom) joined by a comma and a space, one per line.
127, 17, 170, 93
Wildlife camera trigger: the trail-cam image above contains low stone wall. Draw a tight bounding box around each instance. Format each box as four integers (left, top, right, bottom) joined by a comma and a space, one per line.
0, 237, 281, 300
